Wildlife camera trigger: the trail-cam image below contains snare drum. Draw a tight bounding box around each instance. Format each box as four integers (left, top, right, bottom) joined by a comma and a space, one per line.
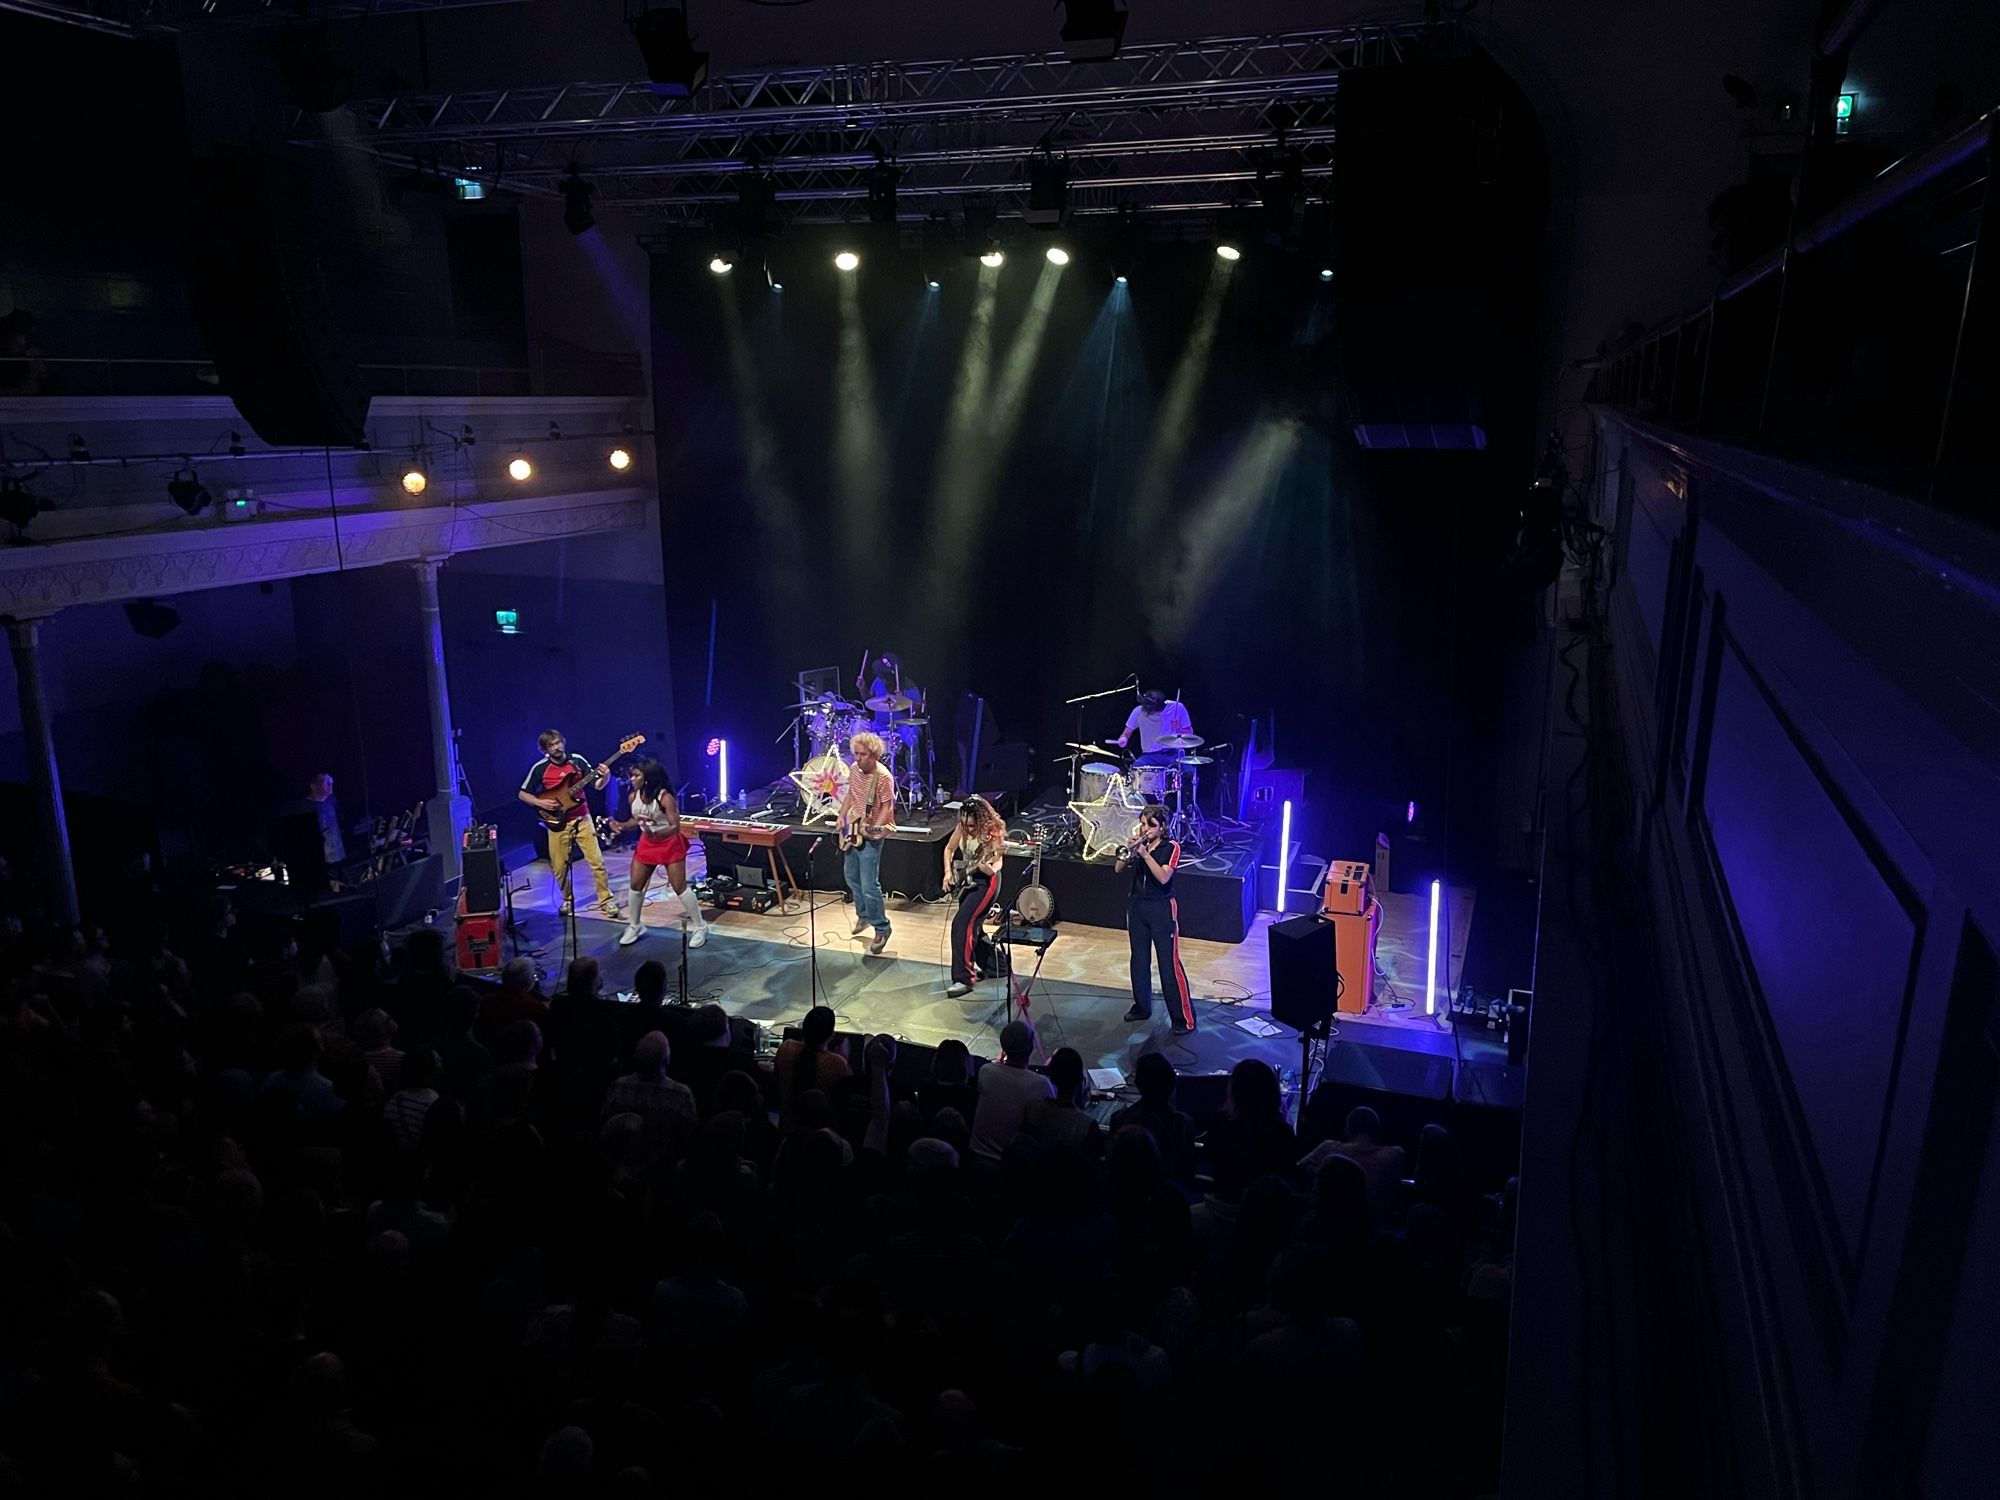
1077, 761, 1120, 803
1129, 761, 1178, 800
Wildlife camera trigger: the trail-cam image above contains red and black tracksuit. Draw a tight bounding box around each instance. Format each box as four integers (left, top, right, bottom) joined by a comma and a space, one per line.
950, 866, 1001, 986
1129, 839, 1195, 1030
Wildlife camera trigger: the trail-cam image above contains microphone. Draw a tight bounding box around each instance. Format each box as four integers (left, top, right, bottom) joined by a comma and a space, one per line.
806, 834, 825, 855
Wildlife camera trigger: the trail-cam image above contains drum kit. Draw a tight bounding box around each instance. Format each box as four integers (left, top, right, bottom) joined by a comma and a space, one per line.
1062, 731, 1215, 855
783, 688, 939, 818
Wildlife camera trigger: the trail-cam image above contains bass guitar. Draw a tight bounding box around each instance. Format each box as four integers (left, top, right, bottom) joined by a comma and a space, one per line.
537, 733, 645, 828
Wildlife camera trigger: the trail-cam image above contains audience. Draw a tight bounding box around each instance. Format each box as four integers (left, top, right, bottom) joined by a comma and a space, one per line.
0, 882, 1512, 1498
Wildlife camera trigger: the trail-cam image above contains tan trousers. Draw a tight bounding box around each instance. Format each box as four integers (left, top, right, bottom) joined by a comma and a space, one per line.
548, 817, 616, 907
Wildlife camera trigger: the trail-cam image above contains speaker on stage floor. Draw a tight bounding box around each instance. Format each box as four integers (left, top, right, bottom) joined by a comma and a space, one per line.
1269, 914, 1340, 1032
461, 827, 502, 916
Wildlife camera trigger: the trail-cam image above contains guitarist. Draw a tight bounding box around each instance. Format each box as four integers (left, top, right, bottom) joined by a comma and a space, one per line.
517, 729, 626, 920
940, 795, 1006, 999
838, 730, 897, 956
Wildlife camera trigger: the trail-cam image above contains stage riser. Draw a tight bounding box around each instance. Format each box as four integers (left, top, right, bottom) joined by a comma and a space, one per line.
696, 828, 948, 903
1001, 851, 1253, 944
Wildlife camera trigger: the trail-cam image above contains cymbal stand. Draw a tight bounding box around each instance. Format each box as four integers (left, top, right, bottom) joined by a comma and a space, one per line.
1061, 676, 1136, 802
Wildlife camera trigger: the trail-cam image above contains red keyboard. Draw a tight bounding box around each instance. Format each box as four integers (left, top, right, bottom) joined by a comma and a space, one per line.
683, 817, 791, 848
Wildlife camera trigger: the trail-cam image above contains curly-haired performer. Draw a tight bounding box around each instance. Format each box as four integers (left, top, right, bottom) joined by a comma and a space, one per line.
838, 730, 897, 955
940, 795, 1006, 998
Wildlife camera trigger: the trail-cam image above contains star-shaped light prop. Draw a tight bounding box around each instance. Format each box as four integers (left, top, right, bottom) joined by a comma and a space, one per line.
790, 750, 850, 824
1074, 795, 1144, 861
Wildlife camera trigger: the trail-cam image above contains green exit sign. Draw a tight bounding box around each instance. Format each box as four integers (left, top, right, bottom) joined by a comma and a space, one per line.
494, 609, 520, 635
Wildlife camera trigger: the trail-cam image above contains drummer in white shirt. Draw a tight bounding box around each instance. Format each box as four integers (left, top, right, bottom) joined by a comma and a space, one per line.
1114, 687, 1196, 759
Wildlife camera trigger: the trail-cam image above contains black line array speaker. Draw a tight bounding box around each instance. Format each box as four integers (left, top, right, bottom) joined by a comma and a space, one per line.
184, 153, 372, 448
460, 831, 503, 916
1269, 913, 1340, 1033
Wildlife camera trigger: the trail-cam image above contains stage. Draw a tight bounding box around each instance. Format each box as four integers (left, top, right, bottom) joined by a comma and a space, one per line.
486, 841, 1506, 1104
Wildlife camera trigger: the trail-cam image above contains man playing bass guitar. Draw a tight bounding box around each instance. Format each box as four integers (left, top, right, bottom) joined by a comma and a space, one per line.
518, 728, 626, 920
838, 731, 896, 955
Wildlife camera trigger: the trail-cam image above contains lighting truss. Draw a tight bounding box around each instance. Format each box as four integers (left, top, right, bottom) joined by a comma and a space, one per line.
294, 20, 1466, 224
0, 0, 527, 35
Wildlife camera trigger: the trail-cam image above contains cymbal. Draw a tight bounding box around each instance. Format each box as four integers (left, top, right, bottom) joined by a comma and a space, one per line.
866, 692, 916, 713
1064, 741, 1119, 755
1154, 733, 1204, 750
889, 716, 929, 727
1176, 755, 1214, 767
788, 694, 856, 710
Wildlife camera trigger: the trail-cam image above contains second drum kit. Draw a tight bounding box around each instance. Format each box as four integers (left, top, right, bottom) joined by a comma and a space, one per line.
1064, 733, 1214, 858
785, 687, 939, 818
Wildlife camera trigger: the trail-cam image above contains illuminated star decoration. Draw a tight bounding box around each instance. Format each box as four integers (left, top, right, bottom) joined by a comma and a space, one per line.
790, 750, 850, 824
1073, 795, 1144, 861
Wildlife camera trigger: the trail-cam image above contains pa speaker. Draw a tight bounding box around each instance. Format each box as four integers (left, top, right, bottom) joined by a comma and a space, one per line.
1269, 913, 1340, 1033
184, 153, 371, 448
460, 833, 502, 916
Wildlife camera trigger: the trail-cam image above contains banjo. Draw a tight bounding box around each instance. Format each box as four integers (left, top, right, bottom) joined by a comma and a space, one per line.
1015, 824, 1056, 926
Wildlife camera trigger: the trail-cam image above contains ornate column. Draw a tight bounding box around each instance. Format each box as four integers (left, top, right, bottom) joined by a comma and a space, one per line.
4, 615, 79, 927
411, 559, 473, 882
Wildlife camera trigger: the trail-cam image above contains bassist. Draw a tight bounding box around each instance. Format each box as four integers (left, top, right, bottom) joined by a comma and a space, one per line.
838, 731, 896, 955
518, 729, 625, 920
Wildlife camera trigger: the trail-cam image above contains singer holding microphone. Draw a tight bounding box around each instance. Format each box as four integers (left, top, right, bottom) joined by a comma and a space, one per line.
941, 796, 1006, 999
614, 758, 710, 949
1116, 805, 1196, 1033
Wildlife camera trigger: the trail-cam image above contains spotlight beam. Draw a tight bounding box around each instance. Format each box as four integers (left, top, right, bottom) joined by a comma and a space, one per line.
833, 273, 890, 599
1147, 412, 1303, 648
1130, 253, 1233, 536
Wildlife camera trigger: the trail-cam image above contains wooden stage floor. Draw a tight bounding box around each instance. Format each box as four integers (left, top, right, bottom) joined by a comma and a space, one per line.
501, 845, 1484, 1091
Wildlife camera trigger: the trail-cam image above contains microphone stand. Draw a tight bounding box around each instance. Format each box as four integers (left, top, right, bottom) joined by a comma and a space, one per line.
1061, 675, 1138, 802
804, 836, 827, 1010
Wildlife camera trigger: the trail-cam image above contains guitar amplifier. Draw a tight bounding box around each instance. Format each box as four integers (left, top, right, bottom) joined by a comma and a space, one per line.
1322, 860, 1374, 916
461, 825, 502, 916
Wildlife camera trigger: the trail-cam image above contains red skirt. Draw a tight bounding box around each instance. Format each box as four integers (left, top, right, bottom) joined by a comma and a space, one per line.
634, 830, 690, 866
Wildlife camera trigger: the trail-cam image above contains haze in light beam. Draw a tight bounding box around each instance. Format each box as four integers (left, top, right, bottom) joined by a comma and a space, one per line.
1148, 412, 1304, 648
1130, 258, 1235, 540
833, 274, 889, 598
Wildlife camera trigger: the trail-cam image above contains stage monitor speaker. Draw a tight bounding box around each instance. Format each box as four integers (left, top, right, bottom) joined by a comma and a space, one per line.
374, 853, 446, 930
460, 831, 502, 916
1269, 914, 1340, 1033
184, 153, 372, 448
1241, 767, 1305, 822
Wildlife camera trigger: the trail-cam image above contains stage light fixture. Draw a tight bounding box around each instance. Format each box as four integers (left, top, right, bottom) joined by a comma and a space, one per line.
631, 4, 708, 98
927, 279, 941, 290
980, 245, 1005, 268
0, 477, 38, 532
1025, 149, 1070, 227
834, 250, 860, 272
401, 467, 428, 496
559, 169, 595, 235
1045, 246, 1070, 266
1277, 799, 1293, 913
507, 457, 533, 482
1115, 273, 1129, 285
1319, 268, 1334, 281
1426, 878, 1442, 1014
608, 447, 633, 471
1215, 243, 1242, 262
708, 254, 734, 274
166, 467, 212, 516
1059, 0, 1128, 62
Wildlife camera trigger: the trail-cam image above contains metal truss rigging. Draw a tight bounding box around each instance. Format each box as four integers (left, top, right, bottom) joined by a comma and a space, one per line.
296, 19, 1469, 225
0, 0, 526, 35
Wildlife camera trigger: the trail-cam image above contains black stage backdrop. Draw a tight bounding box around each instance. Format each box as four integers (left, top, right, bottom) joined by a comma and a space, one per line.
651, 188, 1545, 873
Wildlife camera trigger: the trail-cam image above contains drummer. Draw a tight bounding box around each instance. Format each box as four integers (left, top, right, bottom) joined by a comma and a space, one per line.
865, 653, 923, 729
1115, 687, 1196, 762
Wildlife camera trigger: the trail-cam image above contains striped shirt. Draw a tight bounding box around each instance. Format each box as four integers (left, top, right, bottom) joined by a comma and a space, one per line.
383, 1087, 438, 1150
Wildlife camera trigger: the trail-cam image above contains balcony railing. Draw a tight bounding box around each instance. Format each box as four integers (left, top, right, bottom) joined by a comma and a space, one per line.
3, 349, 643, 401
1586, 108, 1997, 527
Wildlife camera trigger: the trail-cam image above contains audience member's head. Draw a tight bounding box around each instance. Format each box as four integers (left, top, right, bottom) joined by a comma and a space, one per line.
403, 926, 447, 972
563, 956, 601, 1000
497, 1020, 543, 1068
1045, 1046, 1085, 1107
1134, 1051, 1177, 1107
273, 1023, 322, 1074
633, 961, 668, 1007
1226, 1059, 1282, 1122
693, 1003, 730, 1047
931, 1037, 971, 1084
1344, 1104, 1382, 1141
499, 957, 538, 996
999, 1019, 1035, 1065
399, 1046, 440, 1092
352, 1008, 396, 1051
633, 1031, 670, 1078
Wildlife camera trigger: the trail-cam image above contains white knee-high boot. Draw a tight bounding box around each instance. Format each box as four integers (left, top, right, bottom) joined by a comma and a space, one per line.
676, 882, 708, 946
618, 878, 647, 945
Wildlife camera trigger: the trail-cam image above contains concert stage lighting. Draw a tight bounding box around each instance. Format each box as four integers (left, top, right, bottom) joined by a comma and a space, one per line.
1026, 150, 1069, 227
608, 447, 633, 471
1059, 0, 1128, 62
980, 246, 1005, 268
834, 250, 860, 272
167, 467, 212, 516
1215, 243, 1242, 262
1045, 246, 1070, 266
401, 467, 427, 496
709, 255, 734, 274
1319, 268, 1334, 281
1115, 273, 1128, 285
632, 4, 708, 98
507, 457, 533, 482
927, 279, 941, 290
560, 170, 595, 235
866, 159, 900, 224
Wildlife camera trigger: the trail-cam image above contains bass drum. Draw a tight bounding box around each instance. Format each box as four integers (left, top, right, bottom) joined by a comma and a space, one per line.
1076, 761, 1121, 803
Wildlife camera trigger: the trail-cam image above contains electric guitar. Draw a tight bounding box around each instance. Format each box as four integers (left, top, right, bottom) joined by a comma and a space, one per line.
536, 733, 645, 828
836, 769, 892, 851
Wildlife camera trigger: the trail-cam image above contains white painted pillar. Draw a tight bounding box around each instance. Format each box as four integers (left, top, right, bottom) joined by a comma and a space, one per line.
411, 559, 473, 881
5, 615, 79, 927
